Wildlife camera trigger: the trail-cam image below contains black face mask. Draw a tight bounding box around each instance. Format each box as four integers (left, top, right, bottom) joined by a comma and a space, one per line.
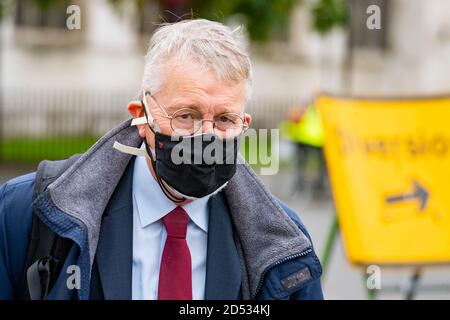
145, 131, 239, 199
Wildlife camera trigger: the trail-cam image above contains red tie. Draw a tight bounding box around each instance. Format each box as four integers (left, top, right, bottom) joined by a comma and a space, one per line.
158, 206, 192, 300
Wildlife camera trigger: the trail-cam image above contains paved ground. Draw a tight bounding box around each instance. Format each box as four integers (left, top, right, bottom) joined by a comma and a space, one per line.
1, 164, 449, 300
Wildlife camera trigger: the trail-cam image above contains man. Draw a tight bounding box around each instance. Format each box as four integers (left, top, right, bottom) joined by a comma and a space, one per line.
0, 19, 323, 300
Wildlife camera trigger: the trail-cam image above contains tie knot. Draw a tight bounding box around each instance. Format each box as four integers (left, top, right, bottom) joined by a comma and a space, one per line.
162, 207, 189, 239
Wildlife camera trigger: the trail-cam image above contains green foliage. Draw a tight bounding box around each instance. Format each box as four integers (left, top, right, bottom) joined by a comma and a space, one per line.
0, 0, 10, 19
108, 0, 301, 42
0, 0, 71, 21
34, 0, 70, 11
197, 0, 299, 42
312, 0, 349, 35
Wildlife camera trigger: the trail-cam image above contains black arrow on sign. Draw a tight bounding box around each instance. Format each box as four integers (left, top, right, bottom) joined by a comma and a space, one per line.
385, 181, 429, 212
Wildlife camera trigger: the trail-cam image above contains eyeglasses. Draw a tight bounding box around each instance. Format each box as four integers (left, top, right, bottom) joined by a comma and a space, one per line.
143, 91, 248, 137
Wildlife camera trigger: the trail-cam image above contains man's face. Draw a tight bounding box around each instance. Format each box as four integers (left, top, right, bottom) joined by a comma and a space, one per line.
129, 60, 251, 150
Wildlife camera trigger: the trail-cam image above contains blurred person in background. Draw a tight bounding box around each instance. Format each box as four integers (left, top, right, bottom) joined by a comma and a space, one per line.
280, 103, 328, 200
0, 19, 322, 300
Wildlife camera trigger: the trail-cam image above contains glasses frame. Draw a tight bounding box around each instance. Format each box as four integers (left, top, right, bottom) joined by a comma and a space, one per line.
143, 91, 249, 136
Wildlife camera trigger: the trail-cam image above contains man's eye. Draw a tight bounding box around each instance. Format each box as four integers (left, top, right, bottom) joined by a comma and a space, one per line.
176, 111, 198, 120
179, 113, 193, 120
218, 115, 233, 123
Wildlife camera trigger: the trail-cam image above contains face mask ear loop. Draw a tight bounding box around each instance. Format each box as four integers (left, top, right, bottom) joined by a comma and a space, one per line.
142, 102, 186, 204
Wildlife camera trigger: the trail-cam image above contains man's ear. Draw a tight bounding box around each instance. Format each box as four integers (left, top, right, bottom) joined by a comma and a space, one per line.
128, 101, 144, 118
244, 113, 252, 127
128, 101, 146, 138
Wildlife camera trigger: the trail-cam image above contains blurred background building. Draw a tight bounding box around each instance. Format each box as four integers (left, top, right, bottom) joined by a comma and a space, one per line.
1, 0, 450, 299
2, 0, 450, 139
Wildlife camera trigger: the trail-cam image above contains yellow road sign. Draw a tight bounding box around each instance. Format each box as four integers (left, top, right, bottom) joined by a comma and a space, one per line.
317, 95, 450, 265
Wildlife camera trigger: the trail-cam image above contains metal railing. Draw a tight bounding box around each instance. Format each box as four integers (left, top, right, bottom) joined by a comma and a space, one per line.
0, 88, 302, 162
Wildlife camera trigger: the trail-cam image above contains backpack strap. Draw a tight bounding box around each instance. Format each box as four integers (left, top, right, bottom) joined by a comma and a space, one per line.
22, 154, 81, 300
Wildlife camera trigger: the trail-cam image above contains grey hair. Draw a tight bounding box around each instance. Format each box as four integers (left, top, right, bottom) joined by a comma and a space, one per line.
140, 19, 252, 102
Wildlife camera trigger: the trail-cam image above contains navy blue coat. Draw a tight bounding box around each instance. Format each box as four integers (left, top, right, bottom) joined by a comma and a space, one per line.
0, 165, 323, 300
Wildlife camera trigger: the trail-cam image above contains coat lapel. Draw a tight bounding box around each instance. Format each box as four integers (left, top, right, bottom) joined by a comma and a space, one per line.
205, 192, 242, 299
95, 157, 135, 300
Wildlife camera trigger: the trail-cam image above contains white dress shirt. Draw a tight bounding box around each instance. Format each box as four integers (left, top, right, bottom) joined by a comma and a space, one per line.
131, 145, 210, 300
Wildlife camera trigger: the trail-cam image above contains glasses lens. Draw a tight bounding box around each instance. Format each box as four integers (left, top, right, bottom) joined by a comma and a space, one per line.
214, 113, 244, 133
171, 108, 202, 135
171, 109, 245, 137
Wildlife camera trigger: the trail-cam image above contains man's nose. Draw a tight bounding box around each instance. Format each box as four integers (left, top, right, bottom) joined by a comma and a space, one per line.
200, 120, 215, 134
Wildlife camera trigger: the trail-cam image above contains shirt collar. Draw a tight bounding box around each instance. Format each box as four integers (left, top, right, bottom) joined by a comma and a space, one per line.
132, 143, 210, 232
